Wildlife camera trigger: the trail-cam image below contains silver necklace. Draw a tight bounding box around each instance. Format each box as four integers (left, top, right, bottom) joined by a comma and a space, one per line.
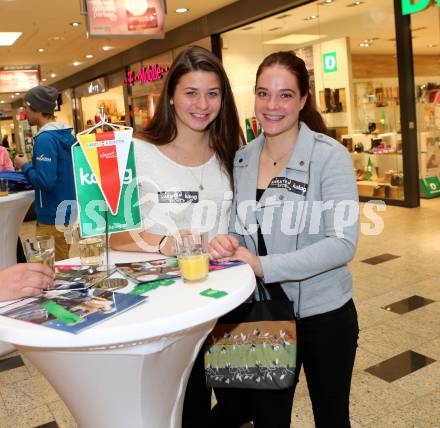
264, 141, 293, 166
188, 166, 205, 191
174, 144, 208, 191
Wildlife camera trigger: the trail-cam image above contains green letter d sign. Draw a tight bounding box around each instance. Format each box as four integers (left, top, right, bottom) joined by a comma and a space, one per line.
402, 0, 430, 15
323, 52, 337, 73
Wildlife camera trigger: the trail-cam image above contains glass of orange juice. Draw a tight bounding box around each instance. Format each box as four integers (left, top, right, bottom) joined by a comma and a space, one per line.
176, 230, 209, 283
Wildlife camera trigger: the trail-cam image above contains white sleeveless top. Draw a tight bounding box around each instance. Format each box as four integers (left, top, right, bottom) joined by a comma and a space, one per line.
134, 138, 232, 241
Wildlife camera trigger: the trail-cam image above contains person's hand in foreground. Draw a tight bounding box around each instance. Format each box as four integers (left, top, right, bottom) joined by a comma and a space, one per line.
0, 263, 55, 301
209, 234, 240, 260
209, 235, 263, 277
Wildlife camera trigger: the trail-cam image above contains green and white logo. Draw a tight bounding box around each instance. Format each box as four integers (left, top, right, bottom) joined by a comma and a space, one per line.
72, 142, 142, 237
402, 0, 437, 15
323, 52, 337, 73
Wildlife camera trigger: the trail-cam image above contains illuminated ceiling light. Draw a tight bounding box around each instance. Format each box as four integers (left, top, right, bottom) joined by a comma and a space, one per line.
37, 48, 45, 53
11, 95, 15, 98
126, 0, 149, 15
0, 32, 22, 46
41, 78, 47, 82
0, 101, 5, 104
101, 46, 113, 51
72, 61, 82, 66
359, 42, 369, 47
70, 21, 81, 27
85, 54, 94, 59
427, 44, 438, 48
347, 1, 364, 6
50, 73, 56, 78
304, 15, 318, 21
175, 7, 189, 13
15, 92, 20, 95
318, 0, 334, 4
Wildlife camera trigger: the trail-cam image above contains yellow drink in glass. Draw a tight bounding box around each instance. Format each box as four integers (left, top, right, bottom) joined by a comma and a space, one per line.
178, 254, 209, 282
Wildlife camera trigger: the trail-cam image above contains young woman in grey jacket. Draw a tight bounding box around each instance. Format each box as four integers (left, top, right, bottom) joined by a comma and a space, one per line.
209, 51, 359, 428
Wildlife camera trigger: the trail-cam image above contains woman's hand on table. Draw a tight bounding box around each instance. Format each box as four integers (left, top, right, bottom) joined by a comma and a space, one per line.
223, 247, 263, 278
0, 263, 55, 301
209, 235, 239, 260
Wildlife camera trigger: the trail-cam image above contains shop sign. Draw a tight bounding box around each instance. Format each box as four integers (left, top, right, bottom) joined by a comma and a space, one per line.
86, 0, 165, 38
124, 64, 170, 87
72, 130, 142, 237
419, 176, 440, 198
402, 0, 438, 15
0, 69, 39, 93
76, 78, 107, 98
323, 52, 337, 73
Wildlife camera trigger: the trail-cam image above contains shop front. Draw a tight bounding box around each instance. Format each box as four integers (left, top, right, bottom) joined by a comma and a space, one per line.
127, 51, 173, 134
219, 0, 440, 206
74, 71, 128, 132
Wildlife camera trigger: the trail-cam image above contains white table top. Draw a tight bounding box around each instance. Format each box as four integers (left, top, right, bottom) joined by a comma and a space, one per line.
0, 190, 34, 204
0, 251, 256, 349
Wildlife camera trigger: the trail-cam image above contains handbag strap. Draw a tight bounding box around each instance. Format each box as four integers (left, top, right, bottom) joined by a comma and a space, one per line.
256, 278, 290, 302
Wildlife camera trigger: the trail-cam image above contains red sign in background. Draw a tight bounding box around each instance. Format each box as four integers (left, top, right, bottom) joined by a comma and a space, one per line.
86, 0, 165, 38
0, 70, 40, 93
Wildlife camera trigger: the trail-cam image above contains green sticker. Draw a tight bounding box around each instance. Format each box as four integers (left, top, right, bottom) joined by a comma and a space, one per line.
129, 279, 176, 295
200, 288, 228, 299
41, 301, 84, 325
166, 258, 178, 267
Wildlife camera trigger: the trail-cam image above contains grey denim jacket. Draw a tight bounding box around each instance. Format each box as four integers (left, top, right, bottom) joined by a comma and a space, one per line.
229, 122, 359, 318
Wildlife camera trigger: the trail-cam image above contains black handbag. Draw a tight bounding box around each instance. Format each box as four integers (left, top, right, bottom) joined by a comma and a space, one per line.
204, 279, 297, 390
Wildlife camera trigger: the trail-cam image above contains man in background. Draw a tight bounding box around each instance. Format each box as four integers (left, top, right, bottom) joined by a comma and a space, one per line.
14, 86, 77, 260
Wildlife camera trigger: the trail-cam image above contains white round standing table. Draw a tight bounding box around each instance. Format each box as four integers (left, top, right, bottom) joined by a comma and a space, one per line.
0, 190, 33, 270
0, 251, 255, 428
0, 190, 34, 356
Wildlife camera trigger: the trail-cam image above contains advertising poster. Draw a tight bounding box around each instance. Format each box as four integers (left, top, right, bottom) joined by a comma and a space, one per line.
86, 0, 165, 38
0, 69, 40, 93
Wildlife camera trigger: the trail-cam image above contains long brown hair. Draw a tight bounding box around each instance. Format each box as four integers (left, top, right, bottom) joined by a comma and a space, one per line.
140, 45, 243, 185
255, 51, 328, 135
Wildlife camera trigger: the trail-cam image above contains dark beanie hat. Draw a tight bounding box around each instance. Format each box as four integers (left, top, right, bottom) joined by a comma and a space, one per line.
24, 85, 58, 114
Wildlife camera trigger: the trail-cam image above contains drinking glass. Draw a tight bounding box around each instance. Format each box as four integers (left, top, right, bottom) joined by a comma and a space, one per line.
24, 235, 55, 269
176, 230, 209, 282
0, 178, 8, 197
79, 237, 104, 266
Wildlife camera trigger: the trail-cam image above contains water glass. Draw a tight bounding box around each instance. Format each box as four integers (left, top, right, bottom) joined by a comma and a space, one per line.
24, 235, 55, 269
79, 237, 104, 266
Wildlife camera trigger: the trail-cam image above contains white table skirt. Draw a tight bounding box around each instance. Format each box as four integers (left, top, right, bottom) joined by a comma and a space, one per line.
0, 190, 33, 356
0, 251, 256, 428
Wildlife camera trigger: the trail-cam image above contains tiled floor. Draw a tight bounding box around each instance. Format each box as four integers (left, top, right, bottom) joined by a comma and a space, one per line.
1, 198, 440, 427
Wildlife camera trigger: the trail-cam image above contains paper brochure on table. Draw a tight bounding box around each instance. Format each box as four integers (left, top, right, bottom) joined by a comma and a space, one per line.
116, 258, 244, 284
0, 289, 147, 334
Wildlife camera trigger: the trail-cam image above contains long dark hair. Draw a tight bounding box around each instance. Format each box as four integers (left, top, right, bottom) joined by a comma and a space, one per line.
255, 51, 328, 135
140, 45, 243, 185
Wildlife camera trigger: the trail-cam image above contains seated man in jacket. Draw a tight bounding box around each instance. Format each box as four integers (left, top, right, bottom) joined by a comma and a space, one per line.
14, 86, 77, 261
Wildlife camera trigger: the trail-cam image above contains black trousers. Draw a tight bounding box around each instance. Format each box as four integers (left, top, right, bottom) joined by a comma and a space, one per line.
182, 346, 213, 428
211, 299, 359, 428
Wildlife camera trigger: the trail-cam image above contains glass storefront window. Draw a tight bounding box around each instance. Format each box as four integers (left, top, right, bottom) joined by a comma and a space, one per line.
221, 0, 403, 200
412, 7, 440, 198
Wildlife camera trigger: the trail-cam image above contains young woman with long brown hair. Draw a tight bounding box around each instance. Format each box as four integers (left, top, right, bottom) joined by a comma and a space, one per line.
209, 51, 359, 428
110, 45, 243, 427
